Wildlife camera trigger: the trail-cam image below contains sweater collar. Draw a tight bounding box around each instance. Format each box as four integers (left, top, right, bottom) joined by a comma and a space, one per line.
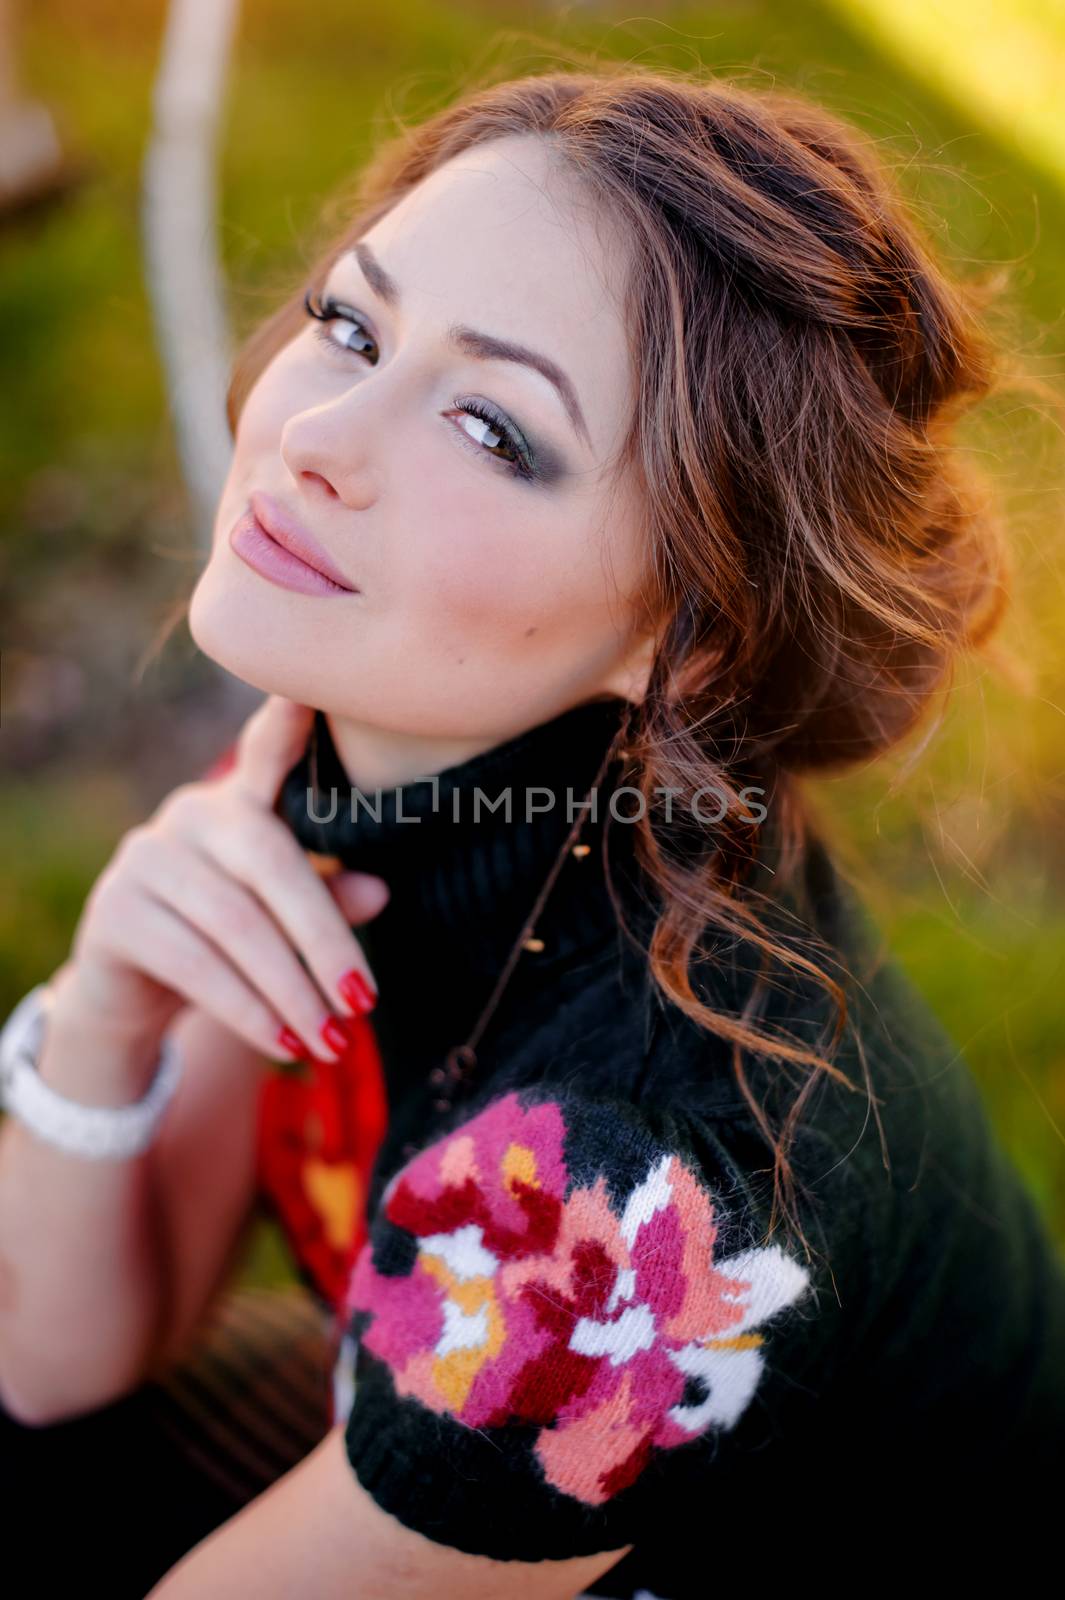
274, 695, 651, 985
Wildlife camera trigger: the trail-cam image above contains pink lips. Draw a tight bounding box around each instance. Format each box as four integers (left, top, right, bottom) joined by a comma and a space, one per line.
229, 492, 357, 597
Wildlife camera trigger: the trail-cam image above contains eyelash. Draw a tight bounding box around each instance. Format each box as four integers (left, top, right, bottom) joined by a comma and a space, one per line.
301, 290, 535, 482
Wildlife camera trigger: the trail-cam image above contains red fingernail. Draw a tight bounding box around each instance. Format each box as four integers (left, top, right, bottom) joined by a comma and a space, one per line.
338, 968, 377, 1015
320, 1015, 353, 1055
276, 1025, 310, 1060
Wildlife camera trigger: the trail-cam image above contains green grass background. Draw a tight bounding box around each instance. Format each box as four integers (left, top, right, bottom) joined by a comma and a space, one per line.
2, 1, 1063, 1288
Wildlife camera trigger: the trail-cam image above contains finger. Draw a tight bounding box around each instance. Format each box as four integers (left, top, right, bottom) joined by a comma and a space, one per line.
108, 891, 312, 1064
192, 807, 380, 1023
324, 871, 391, 926
130, 833, 351, 1063
230, 694, 316, 810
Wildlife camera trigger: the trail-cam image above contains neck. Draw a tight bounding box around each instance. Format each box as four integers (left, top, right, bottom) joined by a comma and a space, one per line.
322, 694, 634, 794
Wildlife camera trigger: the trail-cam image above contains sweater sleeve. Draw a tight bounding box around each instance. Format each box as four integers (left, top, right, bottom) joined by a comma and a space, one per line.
330, 1082, 822, 1561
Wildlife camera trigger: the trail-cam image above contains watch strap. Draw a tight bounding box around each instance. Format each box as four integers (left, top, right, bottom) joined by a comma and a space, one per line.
0, 982, 183, 1159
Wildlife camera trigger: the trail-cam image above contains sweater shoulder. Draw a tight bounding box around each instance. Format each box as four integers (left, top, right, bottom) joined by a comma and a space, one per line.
633, 834, 1065, 1449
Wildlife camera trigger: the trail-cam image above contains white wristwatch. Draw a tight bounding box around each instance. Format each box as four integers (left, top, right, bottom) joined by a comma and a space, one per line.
0, 982, 183, 1159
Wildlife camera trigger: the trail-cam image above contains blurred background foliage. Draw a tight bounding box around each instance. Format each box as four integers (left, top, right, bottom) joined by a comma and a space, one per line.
2, 1, 1063, 1291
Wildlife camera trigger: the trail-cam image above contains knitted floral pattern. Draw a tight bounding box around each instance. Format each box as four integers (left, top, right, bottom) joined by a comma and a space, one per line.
343, 1090, 812, 1507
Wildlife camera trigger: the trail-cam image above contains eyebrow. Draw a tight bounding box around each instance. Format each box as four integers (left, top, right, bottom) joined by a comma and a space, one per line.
344, 240, 592, 451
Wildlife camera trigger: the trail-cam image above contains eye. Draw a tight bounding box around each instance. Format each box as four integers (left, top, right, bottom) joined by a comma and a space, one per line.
302, 289, 536, 481
303, 289, 376, 360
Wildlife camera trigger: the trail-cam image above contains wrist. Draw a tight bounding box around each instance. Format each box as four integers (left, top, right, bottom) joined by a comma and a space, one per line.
36, 974, 172, 1108
1, 983, 183, 1157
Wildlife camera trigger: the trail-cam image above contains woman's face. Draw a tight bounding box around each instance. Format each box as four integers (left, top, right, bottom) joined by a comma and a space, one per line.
190, 134, 653, 773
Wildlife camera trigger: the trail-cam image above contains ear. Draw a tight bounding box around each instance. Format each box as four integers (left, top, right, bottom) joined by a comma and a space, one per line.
600, 630, 657, 704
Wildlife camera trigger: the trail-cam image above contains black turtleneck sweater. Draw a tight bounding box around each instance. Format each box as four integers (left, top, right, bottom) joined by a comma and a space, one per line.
272, 695, 1065, 1590
279, 697, 659, 1133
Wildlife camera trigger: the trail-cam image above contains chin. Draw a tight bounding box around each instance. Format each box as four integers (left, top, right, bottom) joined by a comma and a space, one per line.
188, 560, 364, 716
187, 560, 294, 697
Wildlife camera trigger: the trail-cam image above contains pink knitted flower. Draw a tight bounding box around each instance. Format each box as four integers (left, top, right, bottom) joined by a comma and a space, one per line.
343, 1090, 811, 1506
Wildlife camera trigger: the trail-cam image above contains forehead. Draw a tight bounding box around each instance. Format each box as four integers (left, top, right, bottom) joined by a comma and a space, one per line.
349, 136, 634, 458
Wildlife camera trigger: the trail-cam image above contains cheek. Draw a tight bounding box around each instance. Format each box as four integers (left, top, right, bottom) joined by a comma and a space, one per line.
237, 353, 309, 447
405, 480, 589, 633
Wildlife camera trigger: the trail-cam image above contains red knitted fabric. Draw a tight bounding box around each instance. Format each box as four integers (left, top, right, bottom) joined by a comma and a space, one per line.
255, 1016, 388, 1311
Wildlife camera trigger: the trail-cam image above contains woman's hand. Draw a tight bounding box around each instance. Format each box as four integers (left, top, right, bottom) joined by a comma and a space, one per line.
60, 695, 388, 1071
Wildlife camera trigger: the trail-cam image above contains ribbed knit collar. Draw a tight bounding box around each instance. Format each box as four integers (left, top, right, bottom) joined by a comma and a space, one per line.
275, 695, 654, 1025
273, 697, 823, 1118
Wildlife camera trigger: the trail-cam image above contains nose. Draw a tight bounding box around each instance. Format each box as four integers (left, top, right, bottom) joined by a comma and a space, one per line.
295, 468, 340, 503
279, 394, 383, 510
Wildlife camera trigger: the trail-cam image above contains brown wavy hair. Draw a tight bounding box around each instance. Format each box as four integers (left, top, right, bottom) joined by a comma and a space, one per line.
191, 63, 1032, 1258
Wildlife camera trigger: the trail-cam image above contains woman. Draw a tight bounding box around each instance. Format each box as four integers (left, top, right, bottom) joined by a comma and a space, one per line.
1, 64, 1062, 1595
